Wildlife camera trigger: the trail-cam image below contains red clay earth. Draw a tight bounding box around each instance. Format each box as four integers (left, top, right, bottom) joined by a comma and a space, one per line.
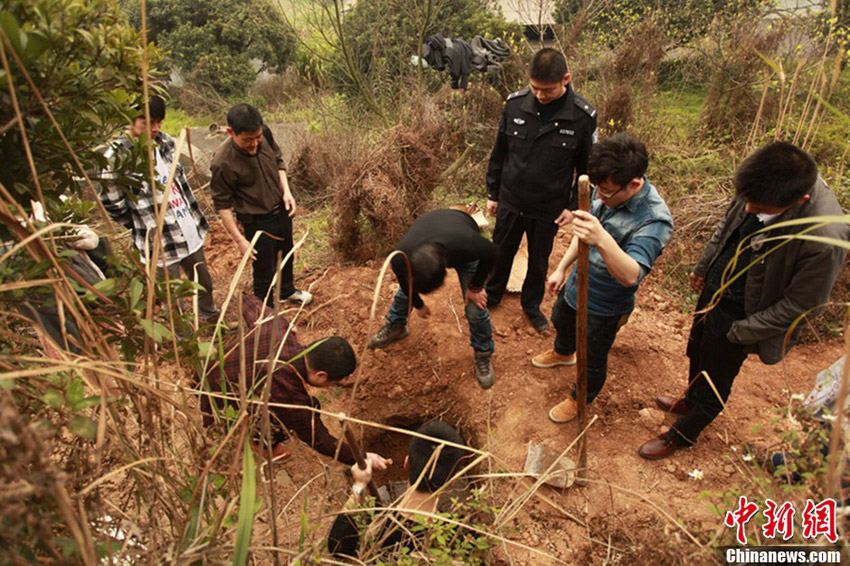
199, 211, 846, 565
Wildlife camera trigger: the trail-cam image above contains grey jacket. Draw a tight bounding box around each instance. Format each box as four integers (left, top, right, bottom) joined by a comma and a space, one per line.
694, 178, 848, 364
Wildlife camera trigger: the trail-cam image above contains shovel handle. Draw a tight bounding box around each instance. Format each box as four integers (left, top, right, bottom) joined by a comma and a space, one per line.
576, 175, 591, 483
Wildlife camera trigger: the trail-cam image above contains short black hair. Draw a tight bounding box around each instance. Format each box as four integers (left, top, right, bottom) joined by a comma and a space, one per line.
588, 132, 649, 187
305, 336, 356, 381
734, 142, 817, 207
226, 103, 264, 135
529, 48, 568, 83
411, 243, 448, 296
408, 421, 467, 493
134, 95, 166, 121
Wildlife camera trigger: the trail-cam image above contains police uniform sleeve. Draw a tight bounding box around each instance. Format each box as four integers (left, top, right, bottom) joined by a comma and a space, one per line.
571, 99, 597, 206
485, 109, 508, 201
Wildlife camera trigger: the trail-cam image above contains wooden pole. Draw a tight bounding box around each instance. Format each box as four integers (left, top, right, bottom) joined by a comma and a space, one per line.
339, 413, 382, 501
575, 175, 591, 484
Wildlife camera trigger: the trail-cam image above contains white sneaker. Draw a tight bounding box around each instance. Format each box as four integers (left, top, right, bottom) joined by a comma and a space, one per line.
282, 289, 313, 306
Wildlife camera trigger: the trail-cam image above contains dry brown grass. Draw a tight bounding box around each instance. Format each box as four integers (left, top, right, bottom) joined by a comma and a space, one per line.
249, 71, 310, 108
332, 121, 443, 260
699, 18, 786, 137
289, 92, 490, 261
597, 19, 666, 134
173, 83, 231, 118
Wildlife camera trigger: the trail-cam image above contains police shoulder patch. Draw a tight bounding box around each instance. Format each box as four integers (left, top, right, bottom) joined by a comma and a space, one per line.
574, 93, 596, 118
507, 87, 530, 101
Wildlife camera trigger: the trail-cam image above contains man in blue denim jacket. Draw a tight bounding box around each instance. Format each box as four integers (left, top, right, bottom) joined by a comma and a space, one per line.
532, 133, 673, 423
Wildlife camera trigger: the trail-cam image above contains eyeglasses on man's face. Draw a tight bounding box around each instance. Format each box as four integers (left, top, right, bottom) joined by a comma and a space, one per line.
591, 181, 628, 200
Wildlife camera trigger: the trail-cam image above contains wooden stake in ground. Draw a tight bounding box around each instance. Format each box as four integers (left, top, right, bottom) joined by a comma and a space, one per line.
339, 413, 382, 501
575, 175, 591, 483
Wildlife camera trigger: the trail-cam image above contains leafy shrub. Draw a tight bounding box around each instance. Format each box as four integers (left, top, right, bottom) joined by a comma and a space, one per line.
0, 0, 150, 212
596, 18, 666, 134
334, 0, 508, 98
554, 0, 768, 47
697, 12, 786, 139
122, 0, 296, 98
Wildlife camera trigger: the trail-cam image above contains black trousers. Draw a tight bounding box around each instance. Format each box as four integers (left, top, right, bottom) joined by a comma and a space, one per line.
240, 208, 295, 301
486, 207, 559, 316
670, 293, 748, 446
551, 299, 623, 403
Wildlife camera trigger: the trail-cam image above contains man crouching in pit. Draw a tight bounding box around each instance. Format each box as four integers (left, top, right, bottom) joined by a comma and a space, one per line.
328, 421, 476, 559
200, 293, 387, 468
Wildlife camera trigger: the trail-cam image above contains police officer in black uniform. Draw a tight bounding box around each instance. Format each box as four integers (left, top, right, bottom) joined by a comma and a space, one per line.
485, 48, 597, 331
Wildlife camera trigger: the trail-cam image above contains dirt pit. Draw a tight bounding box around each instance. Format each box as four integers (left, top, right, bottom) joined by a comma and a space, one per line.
365, 412, 482, 495
200, 218, 847, 565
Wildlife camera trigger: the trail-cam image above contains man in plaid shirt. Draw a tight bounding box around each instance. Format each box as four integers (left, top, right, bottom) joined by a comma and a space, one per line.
201, 293, 387, 466
99, 96, 221, 321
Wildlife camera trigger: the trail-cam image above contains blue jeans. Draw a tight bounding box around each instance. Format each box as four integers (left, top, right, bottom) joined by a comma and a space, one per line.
551, 296, 623, 403
386, 260, 494, 353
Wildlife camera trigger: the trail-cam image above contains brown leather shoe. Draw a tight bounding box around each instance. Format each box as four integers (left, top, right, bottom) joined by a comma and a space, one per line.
655, 395, 689, 415
638, 434, 686, 460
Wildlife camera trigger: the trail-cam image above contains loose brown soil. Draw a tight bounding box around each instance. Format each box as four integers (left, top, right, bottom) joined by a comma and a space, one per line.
200, 212, 846, 565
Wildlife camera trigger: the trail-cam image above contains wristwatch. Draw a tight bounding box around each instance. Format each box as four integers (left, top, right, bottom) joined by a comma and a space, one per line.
351, 483, 365, 497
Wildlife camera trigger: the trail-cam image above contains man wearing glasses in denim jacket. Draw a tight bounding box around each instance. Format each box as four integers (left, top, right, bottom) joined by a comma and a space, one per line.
532, 133, 673, 424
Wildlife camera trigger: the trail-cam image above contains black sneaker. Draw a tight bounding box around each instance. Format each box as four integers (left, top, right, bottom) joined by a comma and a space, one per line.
473, 350, 495, 389
368, 323, 409, 349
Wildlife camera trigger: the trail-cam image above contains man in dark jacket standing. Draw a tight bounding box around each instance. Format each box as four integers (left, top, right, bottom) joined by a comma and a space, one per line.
639, 142, 849, 460
485, 48, 596, 331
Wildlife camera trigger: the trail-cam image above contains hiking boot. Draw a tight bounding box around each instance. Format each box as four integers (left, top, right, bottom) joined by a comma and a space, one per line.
282, 289, 313, 306
548, 397, 578, 423
532, 349, 577, 368
474, 350, 495, 389
368, 323, 408, 349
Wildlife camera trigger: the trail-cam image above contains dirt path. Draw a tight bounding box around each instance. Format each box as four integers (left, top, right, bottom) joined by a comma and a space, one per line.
201, 215, 845, 565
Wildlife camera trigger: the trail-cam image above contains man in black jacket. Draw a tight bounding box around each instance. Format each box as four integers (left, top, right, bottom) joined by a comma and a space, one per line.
639, 142, 849, 460
485, 48, 597, 331
367, 209, 498, 388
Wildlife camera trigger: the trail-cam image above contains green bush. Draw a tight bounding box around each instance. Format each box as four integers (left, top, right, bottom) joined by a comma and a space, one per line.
123, 0, 296, 98
554, 0, 768, 46
0, 0, 149, 213
335, 0, 508, 99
